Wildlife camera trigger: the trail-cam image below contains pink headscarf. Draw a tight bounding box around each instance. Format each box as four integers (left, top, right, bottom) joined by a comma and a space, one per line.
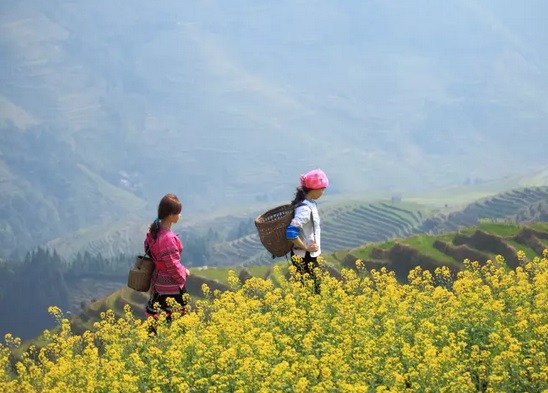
300, 169, 329, 190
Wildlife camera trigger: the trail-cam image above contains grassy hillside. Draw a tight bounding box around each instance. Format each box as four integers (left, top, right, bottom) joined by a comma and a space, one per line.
0, 130, 148, 258
335, 222, 548, 281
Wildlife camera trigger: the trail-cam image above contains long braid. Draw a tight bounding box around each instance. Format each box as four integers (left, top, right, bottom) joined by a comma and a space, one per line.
291, 186, 311, 206
149, 218, 161, 240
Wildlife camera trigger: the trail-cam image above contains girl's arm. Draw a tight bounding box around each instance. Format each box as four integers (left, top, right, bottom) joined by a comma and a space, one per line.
288, 235, 318, 252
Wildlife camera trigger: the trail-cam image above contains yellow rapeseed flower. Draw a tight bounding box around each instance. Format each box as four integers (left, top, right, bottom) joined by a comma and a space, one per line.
0, 251, 547, 392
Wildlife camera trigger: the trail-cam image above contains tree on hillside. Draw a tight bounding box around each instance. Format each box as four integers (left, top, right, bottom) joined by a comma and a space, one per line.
0, 248, 69, 340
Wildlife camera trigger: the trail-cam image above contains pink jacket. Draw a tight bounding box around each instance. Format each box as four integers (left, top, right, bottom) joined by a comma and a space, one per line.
144, 227, 188, 295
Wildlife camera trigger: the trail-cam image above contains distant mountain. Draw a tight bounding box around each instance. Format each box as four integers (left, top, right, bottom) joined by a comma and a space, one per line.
1, 0, 548, 258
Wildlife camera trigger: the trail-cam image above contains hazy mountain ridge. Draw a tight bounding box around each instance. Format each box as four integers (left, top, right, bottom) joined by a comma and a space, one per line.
1, 0, 547, 258
0, 128, 147, 257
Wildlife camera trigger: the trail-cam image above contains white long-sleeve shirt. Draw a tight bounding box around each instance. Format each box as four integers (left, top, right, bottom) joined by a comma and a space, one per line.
290, 199, 322, 258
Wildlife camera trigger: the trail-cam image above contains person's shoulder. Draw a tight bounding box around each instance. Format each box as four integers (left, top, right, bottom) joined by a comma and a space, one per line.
156, 229, 177, 242
294, 201, 312, 216
163, 230, 180, 241
297, 200, 315, 209
157, 230, 182, 251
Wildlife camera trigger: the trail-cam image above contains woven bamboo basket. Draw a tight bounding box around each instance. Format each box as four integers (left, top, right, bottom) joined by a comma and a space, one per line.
254, 204, 295, 257
127, 255, 155, 292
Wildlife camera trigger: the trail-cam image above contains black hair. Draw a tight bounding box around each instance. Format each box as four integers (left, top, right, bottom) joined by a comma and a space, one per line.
291, 186, 311, 206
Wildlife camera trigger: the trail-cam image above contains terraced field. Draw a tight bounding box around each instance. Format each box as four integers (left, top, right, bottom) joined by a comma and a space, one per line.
416, 186, 548, 235
210, 200, 431, 265
209, 188, 548, 266
515, 199, 548, 223
209, 233, 269, 266
45, 219, 148, 261
321, 201, 427, 252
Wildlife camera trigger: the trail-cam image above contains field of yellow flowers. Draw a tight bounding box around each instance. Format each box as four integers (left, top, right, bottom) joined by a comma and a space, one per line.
1, 251, 548, 392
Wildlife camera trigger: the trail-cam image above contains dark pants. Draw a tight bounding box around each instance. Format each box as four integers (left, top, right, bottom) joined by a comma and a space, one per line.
291, 251, 320, 293
146, 286, 188, 320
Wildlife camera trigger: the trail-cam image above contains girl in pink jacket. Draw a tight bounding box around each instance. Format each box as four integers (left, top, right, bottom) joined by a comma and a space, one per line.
144, 194, 190, 320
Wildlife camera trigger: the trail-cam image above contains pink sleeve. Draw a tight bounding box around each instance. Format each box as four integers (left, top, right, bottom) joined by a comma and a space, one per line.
156, 235, 187, 286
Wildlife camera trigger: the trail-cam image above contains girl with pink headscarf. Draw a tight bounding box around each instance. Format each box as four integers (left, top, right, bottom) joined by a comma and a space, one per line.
285, 169, 329, 293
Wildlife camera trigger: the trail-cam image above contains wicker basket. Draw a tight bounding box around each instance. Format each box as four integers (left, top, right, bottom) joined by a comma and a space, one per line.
254, 204, 295, 257
127, 255, 155, 292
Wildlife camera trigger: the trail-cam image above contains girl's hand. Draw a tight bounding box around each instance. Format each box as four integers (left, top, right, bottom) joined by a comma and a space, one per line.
306, 242, 319, 252
185, 268, 190, 276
